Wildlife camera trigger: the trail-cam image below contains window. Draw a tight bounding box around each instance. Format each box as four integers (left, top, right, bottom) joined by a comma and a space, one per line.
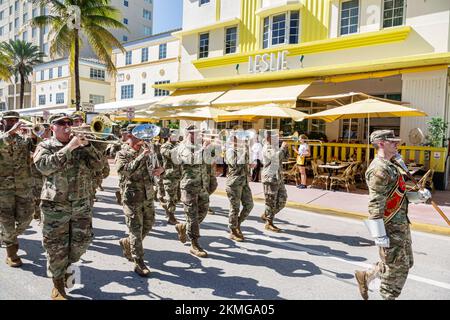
58, 66, 62, 77
0, 10, 3, 20
38, 95, 45, 105
14, 17, 19, 28
383, 0, 405, 28
22, 31, 27, 41
123, 35, 128, 42
23, 13, 28, 23
199, 0, 210, 5
141, 47, 149, 62
121, 85, 134, 99
199, 33, 209, 59
56, 93, 64, 104
43, 43, 49, 55
154, 80, 170, 97
40, 70, 44, 81
89, 94, 105, 104
143, 9, 152, 20
32, 27, 36, 38
49, 94, 52, 102
49, 68, 53, 79
225, 26, 237, 54
118, 73, 124, 82
123, 18, 128, 25
14, 1, 18, 11
262, 11, 300, 49
142, 83, 146, 94
125, 51, 132, 65
340, 0, 359, 36
144, 25, 152, 36
124, 0, 128, 7
0, 27, 3, 36
158, 43, 167, 59
32, 8, 37, 18
90, 68, 105, 81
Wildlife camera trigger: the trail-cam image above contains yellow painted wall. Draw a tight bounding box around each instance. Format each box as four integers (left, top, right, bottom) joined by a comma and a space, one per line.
301, 0, 331, 43
239, 0, 331, 54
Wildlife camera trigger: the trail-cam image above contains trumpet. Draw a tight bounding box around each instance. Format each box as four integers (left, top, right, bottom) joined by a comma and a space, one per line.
22, 123, 48, 138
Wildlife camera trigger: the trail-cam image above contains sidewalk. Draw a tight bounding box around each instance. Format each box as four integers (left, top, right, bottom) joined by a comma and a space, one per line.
214, 177, 450, 236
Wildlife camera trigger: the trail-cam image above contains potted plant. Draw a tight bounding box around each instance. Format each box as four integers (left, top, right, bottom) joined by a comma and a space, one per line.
426, 117, 448, 147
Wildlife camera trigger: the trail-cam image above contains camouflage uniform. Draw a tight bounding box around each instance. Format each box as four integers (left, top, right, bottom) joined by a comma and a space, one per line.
225, 147, 253, 229
177, 142, 210, 241
91, 142, 110, 200
364, 156, 412, 300
31, 160, 44, 220
116, 143, 157, 260
160, 140, 181, 217
0, 132, 34, 248
153, 141, 165, 205
261, 141, 289, 220
33, 137, 103, 280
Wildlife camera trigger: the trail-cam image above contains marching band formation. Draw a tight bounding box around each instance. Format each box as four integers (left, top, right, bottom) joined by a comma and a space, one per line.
0, 111, 431, 300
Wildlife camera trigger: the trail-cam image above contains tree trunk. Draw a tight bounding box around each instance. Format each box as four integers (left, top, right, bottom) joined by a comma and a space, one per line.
19, 71, 25, 110
74, 30, 81, 111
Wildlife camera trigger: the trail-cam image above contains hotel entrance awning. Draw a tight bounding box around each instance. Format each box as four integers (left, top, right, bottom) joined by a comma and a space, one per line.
153, 87, 229, 108
212, 81, 311, 109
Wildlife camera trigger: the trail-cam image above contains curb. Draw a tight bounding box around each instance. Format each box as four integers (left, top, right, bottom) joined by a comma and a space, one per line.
213, 189, 450, 237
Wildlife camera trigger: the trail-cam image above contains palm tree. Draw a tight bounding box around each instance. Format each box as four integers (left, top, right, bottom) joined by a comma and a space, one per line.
0, 51, 12, 81
31, 0, 127, 111
0, 40, 45, 109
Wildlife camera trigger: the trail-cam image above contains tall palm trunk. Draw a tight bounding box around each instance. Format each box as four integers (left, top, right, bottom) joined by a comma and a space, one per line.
19, 71, 25, 109
74, 30, 81, 111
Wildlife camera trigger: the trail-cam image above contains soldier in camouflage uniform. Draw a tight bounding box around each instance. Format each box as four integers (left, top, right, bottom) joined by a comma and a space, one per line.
160, 130, 181, 225
261, 130, 289, 232
34, 113, 103, 300
153, 137, 167, 211
174, 125, 210, 258
225, 132, 254, 242
203, 131, 218, 215
115, 125, 164, 277
355, 130, 430, 300
0, 111, 35, 268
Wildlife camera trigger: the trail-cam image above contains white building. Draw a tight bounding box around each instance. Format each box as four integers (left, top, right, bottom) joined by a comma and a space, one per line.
99, 29, 180, 113
31, 58, 111, 113
0, 0, 153, 110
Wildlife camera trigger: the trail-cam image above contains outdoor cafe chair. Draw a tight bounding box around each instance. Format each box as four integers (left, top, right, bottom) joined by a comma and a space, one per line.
329, 163, 357, 192
311, 159, 329, 190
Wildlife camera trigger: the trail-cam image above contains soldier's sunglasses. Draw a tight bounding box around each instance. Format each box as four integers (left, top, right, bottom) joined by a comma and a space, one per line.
55, 120, 73, 126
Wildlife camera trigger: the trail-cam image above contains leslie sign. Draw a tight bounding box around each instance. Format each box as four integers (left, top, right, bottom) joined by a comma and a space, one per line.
248, 50, 288, 74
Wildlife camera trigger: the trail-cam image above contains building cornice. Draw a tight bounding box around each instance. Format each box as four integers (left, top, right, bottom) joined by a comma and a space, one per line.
116, 57, 179, 71
153, 51, 450, 91
173, 17, 241, 38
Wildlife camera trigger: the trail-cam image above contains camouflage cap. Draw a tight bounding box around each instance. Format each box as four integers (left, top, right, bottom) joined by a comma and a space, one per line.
71, 111, 84, 121
1, 111, 20, 119
370, 130, 401, 143
186, 124, 199, 132
49, 113, 72, 124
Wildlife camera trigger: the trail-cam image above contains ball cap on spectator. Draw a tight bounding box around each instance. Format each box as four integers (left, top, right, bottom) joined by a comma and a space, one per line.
49, 113, 72, 124
370, 130, 401, 143
2, 111, 20, 119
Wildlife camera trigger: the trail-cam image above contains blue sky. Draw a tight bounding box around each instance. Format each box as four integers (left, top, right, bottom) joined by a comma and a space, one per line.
153, 0, 183, 34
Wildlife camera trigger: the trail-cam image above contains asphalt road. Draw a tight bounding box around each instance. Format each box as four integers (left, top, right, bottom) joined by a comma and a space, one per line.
1, 176, 449, 300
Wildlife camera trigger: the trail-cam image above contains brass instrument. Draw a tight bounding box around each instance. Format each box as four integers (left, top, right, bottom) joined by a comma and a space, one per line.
70, 115, 121, 145
131, 124, 161, 147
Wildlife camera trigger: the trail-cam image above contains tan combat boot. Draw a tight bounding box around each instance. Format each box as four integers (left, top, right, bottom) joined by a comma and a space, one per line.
51, 278, 68, 300
229, 228, 244, 242
265, 220, 281, 233
175, 223, 187, 244
134, 258, 151, 277
355, 270, 369, 300
6, 244, 22, 267
260, 213, 268, 222
115, 191, 122, 205
190, 239, 208, 258
167, 212, 178, 225
119, 237, 133, 261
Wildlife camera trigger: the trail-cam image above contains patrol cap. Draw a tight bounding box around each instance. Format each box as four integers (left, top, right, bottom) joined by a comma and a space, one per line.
186, 124, 199, 133
49, 113, 72, 124
71, 112, 84, 121
1, 111, 20, 119
370, 130, 401, 143
126, 123, 138, 133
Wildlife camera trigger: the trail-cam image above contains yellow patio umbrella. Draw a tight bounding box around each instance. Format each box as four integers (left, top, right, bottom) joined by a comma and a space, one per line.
305, 98, 427, 164
171, 106, 232, 121
216, 104, 308, 127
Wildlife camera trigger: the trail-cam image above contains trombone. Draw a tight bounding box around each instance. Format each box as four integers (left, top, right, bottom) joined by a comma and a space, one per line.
70, 115, 121, 145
